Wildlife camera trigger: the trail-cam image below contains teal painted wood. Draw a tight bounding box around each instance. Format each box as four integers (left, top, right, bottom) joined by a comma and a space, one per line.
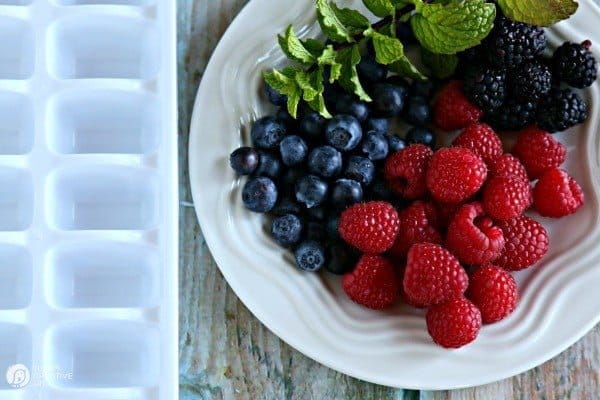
178, 1, 600, 398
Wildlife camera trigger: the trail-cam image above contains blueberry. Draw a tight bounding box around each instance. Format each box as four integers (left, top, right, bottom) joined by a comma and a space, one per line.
385, 75, 410, 89
276, 108, 296, 128
242, 176, 278, 213
251, 116, 287, 149
331, 179, 363, 209
279, 135, 308, 166
410, 80, 435, 98
271, 214, 303, 247
407, 126, 436, 148
306, 222, 325, 242
306, 206, 326, 221
336, 94, 369, 122
325, 243, 359, 275
295, 174, 329, 208
254, 151, 282, 179
325, 115, 363, 152
386, 134, 407, 153
370, 83, 407, 117
308, 145, 342, 178
402, 96, 431, 126
361, 131, 389, 161
272, 196, 303, 216
294, 240, 326, 272
357, 54, 388, 84
368, 177, 394, 201
281, 167, 305, 195
325, 215, 340, 240
264, 82, 287, 106
229, 147, 259, 175
300, 111, 326, 140
344, 155, 375, 186
324, 83, 346, 109
365, 118, 390, 135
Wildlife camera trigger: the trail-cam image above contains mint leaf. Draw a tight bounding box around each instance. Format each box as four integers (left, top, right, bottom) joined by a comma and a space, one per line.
316, 0, 354, 43
497, 0, 578, 26
421, 48, 458, 79
295, 68, 332, 118
411, 0, 496, 55
308, 93, 332, 118
332, 3, 371, 35
263, 68, 303, 118
337, 45, 372, 102
389, 58, 427, 81
363, 0, 395, 17
302, 39, 326, 57
278, 25, 317, 65
370, 31, 426, 80
317, 45, 342, 83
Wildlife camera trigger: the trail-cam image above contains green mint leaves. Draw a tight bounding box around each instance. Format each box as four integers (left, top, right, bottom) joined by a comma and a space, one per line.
337, 45, 372, 102
316, 0, 356, 43
497, 0, 578, 27
278, 26, 317, 65
421, 48, 458, 79
363, 0, 395, 17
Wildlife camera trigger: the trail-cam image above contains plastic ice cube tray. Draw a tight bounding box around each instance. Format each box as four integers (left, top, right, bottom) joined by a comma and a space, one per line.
0, 1, 178, 399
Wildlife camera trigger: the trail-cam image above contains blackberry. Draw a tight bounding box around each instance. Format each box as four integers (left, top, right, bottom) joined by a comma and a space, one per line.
552, 40, 598, 88
463, 66, 507, 112
536, 89, 588, 133
511, 60, 553, 102
485, 17, 546, 68
486, 99, 536, 131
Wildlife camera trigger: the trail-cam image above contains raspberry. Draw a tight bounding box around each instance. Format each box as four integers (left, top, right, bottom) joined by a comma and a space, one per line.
434, 201, 462, 231
511, 60, 553, 102
397, 264, 427, 308
496, 215, 549, 271
446, 203, 505, 266
384, 144, 433, 200
536, 89, 588, 133
513, 126, 567, 179
342, 255, 399, 310
483, 175, 532, 221
488, 154, 529, 182
553, 40, 598, 89
484, 16, 546, 68
403, 243, 468, 306
463, 66, 507, 112
426, 297, 482, 348
533, 168, 584, 218
452, 123, 503, 165
389, 201, 442, 259
339, 201, 400, 254
467, 265, 518, 324
487, 98, 536, 131
434, 81, 483, 131
427, 147, 488, 203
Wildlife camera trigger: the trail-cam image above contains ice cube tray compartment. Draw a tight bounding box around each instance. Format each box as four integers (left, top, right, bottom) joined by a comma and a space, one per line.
55, 0, 154, 5
0, 92, 34, 155
0, 245, 32, 310
0, 17, 34, 79
0, 324, 31, 390
0, 167, 33, 231
0, 1, 31, 5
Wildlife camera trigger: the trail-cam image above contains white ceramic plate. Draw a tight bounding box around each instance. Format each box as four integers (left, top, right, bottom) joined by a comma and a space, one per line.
190, 0, 600, 389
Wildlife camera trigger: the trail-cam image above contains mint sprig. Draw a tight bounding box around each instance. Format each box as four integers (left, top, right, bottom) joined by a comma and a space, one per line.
497, 0, 578, 27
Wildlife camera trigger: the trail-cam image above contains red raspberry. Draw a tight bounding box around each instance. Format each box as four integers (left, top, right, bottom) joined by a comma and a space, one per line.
397, 264, 427, 308
426, 297, 482, 348
496, 215, 549, 271
403, 243, 469, 306
427, 147, 488, 203
483, 175, 532, 221
434, 81, 484, 131
489, 153, 529, 182
467, 265, 518, 324
342, 255, 399, 310
434, 201, 463, 231
384, 144, 433, 199
452, 123, 503, 165
339, 201, 400, 254
446, 202, 505, 266
389, 201, 442, 259
513, 126, 567, 179
533, 168, 584, 218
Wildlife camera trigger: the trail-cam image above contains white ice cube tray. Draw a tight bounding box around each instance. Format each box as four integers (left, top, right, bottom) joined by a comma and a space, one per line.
0, 1, 177, 399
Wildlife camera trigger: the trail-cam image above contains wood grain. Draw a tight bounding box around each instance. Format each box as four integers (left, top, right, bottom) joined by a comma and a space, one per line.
178, 1, 600, 399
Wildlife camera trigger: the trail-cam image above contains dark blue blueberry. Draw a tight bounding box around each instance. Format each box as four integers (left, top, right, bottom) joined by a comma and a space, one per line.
368, 177, 394, 201
357, 54, 388, 84
396, 21, 416, 44
386, 134, 407, 153
306, 206, 326, 221
276, 108, 296, 128
299, 111, 326, 141
324, 83, 346, 110
331, 179, 363, 209
370, 83, 407, 118
407, 126, 436, 148
308, 145, 342, 178
294, 240, 326, 272
272, 196, 302, 216
229, 147, 259, 175
305, 222, 325, 242
365, 118, 390, 135
325, 115, 363, 152
242, 176, 278, 213
264, 82, 287, 106
254, 151, 282, 179
325, 243, 360, 275
325, 215, 340, 241
271, 214, 303, 247
295, 174, 328, 208
361, 131, 389, 161
251, 116, 286, 149
335, 94, 369, 122
279, 135, 308, 166
402, 96, 431, 126
281, 167, 305, 195
410, 80, 436, 98
344, 155, 375, 186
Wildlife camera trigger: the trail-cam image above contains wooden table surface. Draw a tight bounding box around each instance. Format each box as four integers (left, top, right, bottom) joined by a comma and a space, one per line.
178, 1, 600, 399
